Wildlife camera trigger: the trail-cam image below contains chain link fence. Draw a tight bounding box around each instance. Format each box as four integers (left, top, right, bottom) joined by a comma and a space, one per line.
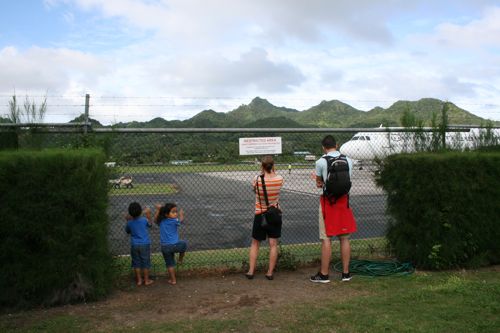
2, 125, 496, 274
98, 129, 388, 274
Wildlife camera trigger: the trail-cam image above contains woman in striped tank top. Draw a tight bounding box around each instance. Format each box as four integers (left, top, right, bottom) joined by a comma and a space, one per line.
245, 155, 284, 280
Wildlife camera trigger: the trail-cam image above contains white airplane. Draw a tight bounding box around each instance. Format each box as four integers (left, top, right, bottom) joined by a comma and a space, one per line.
339, 126, 500, 161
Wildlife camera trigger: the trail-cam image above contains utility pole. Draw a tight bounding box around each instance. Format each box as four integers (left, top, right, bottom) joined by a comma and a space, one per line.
84, 94, 90, 135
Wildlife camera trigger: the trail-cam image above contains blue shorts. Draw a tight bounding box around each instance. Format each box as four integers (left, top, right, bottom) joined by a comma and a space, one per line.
130, 244, 151, 269
161, 241, 187, 267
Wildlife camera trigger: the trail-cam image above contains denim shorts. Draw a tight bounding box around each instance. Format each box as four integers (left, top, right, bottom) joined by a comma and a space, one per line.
130, 244, 151, 269
161, 241, 187, 267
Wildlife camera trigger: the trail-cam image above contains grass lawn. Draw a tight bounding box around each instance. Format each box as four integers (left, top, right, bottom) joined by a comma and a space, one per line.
257, 270, 500, 333
112, 237, 389, 275
1, 267, 498, 332
114, 163, 313, 174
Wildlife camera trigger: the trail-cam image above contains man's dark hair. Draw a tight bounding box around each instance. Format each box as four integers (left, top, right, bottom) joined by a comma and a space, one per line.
128, 202, 142, 218
322, 135, 337, 149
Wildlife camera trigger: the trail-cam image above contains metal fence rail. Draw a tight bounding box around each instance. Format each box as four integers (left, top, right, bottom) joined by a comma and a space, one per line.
3, 125, 495, 274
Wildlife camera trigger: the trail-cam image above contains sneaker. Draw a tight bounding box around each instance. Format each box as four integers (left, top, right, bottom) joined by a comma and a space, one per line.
341, 272, 352, 282
310, 272, 330, 283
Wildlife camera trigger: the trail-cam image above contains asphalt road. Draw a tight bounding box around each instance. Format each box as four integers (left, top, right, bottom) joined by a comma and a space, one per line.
108, 168, 387, 255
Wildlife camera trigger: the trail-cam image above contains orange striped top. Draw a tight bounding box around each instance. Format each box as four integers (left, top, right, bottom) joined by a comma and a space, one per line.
253, 174, 284, 214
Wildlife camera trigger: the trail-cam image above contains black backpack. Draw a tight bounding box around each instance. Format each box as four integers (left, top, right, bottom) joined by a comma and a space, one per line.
323, 154, 351, 203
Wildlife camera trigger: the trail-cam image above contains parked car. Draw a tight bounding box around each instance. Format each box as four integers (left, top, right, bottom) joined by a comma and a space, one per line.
109, 176, 133, 189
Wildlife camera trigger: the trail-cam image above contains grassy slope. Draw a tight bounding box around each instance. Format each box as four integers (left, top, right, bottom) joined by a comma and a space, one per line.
2, 268, 498, 332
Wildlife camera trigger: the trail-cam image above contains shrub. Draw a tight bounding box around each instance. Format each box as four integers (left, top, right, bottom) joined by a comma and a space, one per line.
0, 131, 18, 150
277, 243, 300, 271
0, 149, 113, 308
378, 151, 500, 269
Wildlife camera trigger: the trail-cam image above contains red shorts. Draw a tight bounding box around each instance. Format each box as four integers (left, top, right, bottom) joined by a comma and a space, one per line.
320, 195, 357, 237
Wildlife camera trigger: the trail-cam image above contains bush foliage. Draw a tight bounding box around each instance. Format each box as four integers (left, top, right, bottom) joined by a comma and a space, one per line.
378, 150, 500, 269
0, 149, 113, 308
0, 131, 18, 150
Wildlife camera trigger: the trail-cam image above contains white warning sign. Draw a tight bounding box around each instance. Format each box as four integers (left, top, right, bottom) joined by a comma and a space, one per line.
239, 137, 282, 156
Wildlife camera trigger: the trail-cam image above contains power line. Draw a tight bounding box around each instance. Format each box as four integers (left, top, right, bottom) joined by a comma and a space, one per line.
2, 103, 500, 109
0, 95, 86, 98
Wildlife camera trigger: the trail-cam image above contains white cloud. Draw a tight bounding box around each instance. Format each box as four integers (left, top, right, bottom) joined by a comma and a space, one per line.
2, 1, 500, 123
43, 0, 62, 9
431, 7, 500, 48
66, 0, 405, 45
149, 48, 305, 94
62, 11, 75, 24
0, 46, 109, 92
0, 46, 111, 121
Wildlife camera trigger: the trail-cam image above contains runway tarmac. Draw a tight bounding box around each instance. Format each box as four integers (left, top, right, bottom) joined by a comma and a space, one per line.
108, 168, 387, 255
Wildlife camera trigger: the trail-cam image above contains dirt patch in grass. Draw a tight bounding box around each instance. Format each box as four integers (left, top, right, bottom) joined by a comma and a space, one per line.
3, 265, 499, 332
3, 266, 368, 331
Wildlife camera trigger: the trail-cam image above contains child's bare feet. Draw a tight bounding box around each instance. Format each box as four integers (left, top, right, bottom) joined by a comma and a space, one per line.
167, 280, 177, 285
144, 279, 154, 286
136, 280, 143, 286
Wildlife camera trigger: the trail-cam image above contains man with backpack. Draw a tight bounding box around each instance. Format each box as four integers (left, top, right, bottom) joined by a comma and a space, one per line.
310, 135, 356, 283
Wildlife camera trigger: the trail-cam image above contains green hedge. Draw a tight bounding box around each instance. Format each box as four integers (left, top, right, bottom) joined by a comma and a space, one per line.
0, 131, 18, 150
378, 151, 500, 269
0, 149, 113, 308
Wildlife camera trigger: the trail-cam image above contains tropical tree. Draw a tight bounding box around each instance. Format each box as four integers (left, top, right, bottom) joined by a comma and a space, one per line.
3, 92, 48, 150
8, 92, 47, 123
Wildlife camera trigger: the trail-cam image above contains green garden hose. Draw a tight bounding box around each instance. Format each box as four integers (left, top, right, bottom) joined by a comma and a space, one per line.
333, 259, 414, 277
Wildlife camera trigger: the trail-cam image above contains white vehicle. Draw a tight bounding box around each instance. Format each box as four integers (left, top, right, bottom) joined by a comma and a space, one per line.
339, 127, 500, 161
304, 154, 316, 161
109, 176, 133, 189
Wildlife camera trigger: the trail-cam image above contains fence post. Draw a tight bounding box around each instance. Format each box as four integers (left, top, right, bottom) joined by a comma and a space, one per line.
84, 94, 90, 135
440, 102, 449, 149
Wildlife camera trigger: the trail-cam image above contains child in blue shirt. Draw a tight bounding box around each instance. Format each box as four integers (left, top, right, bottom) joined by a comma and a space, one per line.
154, 202, 187, 285
125, 202, 154, 286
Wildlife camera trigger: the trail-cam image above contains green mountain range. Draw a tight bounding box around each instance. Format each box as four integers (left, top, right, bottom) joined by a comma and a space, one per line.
105, 97, 497, 128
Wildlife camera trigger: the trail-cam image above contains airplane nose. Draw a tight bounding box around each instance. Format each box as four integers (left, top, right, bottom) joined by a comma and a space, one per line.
339, 142, 352, 155
340, 141, 362, 160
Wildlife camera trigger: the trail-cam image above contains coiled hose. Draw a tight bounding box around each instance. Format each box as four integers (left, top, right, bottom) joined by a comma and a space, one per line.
333, 259, 414, 277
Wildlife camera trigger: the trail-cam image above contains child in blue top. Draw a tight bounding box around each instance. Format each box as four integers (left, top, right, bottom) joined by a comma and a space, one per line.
154, 202, 187, 285
125, 202, 154, 286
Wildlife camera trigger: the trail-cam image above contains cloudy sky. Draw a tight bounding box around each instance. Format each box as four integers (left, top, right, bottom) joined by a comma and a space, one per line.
1, 0, 500, 124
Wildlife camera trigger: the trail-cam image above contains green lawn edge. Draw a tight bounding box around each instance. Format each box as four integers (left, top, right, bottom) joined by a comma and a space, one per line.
112, 237, 389, 275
